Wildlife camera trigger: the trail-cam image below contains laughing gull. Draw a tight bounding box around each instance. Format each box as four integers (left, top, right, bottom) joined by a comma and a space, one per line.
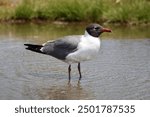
24, 23, 111, 81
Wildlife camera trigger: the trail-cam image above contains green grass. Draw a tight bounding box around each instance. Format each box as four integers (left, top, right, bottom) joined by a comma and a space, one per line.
14, 3, 34, 19
104, 0, 150, 24
0, 0, 150, 24
17, 0, 104, 22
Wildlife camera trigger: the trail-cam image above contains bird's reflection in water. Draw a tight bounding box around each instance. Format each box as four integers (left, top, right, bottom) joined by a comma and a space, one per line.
37, 82, 91, 100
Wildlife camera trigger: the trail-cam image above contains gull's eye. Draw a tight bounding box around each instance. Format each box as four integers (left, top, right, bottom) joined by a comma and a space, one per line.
94, 27, 100, 30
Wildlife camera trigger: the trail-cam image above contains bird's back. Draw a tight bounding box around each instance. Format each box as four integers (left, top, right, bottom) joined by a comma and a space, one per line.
41, 35, 82, 60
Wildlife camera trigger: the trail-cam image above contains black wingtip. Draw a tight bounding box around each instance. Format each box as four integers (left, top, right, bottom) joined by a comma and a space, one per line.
24, 43, 44, 54
24, 44, 28, 46
24, 44, 35, 46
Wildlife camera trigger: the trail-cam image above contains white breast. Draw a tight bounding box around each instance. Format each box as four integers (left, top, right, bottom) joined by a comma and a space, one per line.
66, 32, 101, 63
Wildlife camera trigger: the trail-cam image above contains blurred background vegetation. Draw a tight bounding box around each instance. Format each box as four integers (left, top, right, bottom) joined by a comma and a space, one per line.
0, 0, 150, 24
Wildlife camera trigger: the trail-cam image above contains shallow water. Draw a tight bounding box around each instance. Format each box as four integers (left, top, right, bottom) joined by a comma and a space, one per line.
0, 23, 149, 99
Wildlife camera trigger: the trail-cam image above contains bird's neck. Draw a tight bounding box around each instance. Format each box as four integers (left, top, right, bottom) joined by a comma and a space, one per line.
84, 31, 100, 40
84, 31, 91, 37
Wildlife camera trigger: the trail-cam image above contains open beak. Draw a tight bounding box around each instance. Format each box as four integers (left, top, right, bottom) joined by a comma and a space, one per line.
102, 28, 112, 33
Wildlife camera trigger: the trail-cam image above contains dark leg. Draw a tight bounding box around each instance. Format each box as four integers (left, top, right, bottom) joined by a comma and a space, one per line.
68, 65, 71, 81
78, 63, 82, 80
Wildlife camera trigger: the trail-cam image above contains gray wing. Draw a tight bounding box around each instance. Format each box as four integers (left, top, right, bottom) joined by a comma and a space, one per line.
41, 35, 82, 60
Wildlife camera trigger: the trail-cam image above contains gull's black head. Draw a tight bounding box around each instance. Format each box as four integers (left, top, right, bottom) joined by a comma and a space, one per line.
86, 23, 111, 37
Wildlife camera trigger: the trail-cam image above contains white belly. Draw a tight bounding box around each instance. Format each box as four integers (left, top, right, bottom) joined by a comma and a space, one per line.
66, 36, 100, 63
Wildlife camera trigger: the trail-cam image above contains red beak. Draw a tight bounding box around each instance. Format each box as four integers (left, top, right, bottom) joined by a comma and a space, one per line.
102, 28, 112, 32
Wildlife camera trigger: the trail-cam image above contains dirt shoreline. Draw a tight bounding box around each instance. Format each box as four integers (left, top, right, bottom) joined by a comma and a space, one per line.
0, 19, 150, 26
